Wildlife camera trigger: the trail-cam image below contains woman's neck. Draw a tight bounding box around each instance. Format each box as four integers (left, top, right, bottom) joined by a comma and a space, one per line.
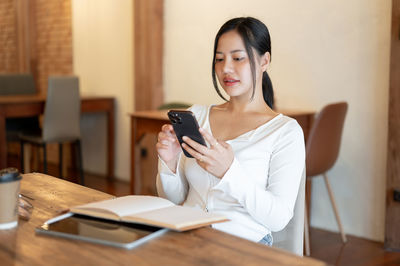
223, 90, 274, 115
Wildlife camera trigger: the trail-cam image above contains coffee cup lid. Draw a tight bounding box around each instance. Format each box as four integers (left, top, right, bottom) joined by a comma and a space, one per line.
0, 168, 22, 183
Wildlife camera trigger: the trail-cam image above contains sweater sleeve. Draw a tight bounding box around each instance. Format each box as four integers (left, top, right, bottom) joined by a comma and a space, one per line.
156, 153, 189, 205
156, 104, 206, 204
212, 121, 305, 232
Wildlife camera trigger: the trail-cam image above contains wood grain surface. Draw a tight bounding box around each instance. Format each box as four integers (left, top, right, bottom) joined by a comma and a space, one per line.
0, 173, 325, 265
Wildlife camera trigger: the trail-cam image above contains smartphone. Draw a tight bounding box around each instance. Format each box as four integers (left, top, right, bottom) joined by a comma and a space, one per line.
167, 110, 207, 158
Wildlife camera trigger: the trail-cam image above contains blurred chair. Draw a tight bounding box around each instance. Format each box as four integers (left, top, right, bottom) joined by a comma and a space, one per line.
304, 102, 348, 256
0, 73, 37, 95
157, 102, 191, 110
0, 74, 40, 142
272, 167, 306, 256
19, 76, 84, 185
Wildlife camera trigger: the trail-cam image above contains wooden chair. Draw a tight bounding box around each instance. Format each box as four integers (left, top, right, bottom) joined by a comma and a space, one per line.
304, 102, 348, 256
19, 76, 84, 185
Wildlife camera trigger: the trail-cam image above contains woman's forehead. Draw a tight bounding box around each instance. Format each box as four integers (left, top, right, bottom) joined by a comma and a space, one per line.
216, 30, 246, 52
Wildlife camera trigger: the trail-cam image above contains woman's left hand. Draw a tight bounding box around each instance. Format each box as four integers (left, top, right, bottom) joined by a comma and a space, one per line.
182, 128, 234, 178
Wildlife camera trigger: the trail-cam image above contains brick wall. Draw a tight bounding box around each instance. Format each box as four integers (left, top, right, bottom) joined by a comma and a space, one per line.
0, 0, 73, 92
0, 0, 19, 73
34, 0, 73, 93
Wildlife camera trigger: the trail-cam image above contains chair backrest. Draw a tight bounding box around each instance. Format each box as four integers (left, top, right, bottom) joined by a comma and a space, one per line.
43, 76, 81, 142
0, 74, 36, 95
272, 167, 306, 256
306, 102, 348, 177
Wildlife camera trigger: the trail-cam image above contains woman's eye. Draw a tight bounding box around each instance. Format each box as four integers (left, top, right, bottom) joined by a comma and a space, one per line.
215, 58, 224, 62
234, 57, 244, 61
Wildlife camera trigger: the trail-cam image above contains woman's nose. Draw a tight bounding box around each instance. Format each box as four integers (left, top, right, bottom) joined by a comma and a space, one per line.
222, 59, 234, 73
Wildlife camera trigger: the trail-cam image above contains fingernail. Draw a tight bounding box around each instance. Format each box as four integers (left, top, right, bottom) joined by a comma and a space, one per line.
182, 136, 188, 140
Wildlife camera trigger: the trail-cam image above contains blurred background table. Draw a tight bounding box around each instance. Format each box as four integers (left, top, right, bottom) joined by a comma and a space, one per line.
0, 94, 115, 179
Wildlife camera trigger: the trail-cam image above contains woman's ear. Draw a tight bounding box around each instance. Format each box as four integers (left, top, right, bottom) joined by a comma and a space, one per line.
261, 52, 271, 72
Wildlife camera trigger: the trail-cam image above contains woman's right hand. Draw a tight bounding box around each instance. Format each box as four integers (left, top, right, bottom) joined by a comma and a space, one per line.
156, 124, 181, 172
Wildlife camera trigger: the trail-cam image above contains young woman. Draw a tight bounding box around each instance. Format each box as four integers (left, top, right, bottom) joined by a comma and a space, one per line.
156, 17, 305, 246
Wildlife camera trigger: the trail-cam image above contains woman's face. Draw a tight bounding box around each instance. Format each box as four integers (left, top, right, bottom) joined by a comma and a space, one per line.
214, 30, 263, 100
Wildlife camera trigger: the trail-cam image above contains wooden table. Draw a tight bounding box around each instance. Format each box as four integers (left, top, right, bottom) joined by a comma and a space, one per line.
0, 94, 115, 179
0, 173, 325, 265
130, 109, 315, 194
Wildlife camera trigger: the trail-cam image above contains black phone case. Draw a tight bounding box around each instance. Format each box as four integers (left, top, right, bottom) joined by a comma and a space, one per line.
167, 110, 206, 158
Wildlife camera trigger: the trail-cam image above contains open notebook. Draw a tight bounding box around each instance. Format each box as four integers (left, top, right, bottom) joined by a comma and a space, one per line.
69, 195, 228, 231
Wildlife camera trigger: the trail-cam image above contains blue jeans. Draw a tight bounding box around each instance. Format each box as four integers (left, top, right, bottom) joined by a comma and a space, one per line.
258, 233, 273, 246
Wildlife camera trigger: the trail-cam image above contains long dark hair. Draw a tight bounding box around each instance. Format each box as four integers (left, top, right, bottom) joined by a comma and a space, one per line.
212, 17, 274, 109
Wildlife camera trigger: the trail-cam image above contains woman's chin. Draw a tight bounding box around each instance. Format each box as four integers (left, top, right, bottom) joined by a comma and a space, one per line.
223, 87, 251, 98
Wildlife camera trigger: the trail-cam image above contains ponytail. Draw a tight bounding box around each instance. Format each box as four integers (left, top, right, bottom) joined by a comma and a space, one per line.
262, 72, 274, 109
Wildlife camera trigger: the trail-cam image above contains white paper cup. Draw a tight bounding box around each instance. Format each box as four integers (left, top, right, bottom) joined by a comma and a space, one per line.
0, 168, 22, 229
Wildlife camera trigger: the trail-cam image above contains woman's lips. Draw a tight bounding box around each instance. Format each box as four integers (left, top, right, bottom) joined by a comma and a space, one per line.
223, 78, 240, 86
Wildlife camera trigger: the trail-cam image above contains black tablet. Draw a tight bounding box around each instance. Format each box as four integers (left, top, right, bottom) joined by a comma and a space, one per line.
35, 213, 168, 249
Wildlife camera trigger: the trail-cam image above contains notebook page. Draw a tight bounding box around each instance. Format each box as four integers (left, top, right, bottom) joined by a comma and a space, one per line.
124, 205, 228, 230
72, 195, 175, 217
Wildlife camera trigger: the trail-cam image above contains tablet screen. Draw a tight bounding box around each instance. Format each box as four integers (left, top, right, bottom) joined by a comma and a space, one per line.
36, 213, 167, 249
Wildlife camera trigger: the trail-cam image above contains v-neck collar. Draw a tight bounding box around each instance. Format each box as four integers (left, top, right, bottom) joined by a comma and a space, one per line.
205, 105, 283, 142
